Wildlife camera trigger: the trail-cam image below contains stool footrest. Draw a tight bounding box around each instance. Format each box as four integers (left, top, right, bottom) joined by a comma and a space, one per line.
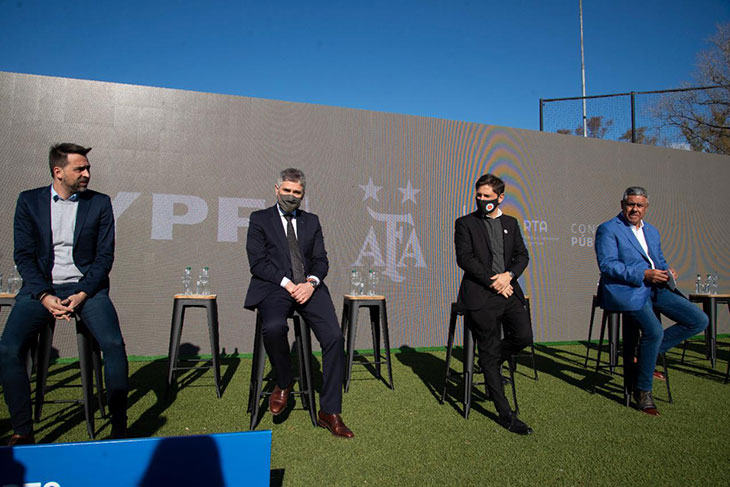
39, 398, 84, 405
171, 364, 215, 372
261, 390, 310, 398
350, 358, 388, 367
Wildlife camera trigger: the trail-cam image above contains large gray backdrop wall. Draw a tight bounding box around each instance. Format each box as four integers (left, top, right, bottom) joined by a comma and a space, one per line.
1, 71, 728, 357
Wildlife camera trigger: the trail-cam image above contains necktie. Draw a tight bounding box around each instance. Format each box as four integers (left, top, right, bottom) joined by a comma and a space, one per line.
284, 215, 307, 284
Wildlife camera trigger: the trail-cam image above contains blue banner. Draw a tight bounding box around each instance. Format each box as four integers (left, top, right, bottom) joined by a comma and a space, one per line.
0, 431, 272, 487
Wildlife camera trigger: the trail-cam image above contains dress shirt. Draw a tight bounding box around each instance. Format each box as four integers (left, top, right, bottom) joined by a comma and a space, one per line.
276, 204, 320, 288
630, 220, 656, 269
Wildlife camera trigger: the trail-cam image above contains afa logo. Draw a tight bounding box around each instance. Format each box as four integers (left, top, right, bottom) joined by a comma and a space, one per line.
352, 178, 426, 283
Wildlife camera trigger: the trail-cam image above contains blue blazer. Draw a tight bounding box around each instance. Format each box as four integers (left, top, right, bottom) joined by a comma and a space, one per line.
14, 185, 115, 299
595, 213, 669, 311
244, 205, 330, 310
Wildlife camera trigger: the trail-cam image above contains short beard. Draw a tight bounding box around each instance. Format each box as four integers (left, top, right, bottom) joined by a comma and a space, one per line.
71, 180, 89, 193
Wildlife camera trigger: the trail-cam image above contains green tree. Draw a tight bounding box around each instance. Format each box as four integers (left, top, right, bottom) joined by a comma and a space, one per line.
557, 116, 613, 138
619, 126, 658, 145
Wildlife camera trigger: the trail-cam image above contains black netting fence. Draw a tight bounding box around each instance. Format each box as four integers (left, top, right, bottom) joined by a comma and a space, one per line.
540, 86, 728, 152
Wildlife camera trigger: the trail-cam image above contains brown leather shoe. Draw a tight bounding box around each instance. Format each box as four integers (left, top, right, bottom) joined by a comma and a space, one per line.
317, 411, 354, 438
269, 384, 292, 416
8, 433, 35, 446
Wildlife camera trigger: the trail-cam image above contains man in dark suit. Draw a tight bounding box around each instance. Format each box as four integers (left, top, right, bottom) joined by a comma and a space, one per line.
244, 168, 353, 438
455, 173, 534, 435
0, 143, 128, 445
595, 186, 707, 415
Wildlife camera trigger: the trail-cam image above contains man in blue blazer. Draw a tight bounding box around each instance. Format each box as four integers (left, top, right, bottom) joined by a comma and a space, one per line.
244, 168, 353, 438
0, 143, 128, 445
595, 186, 707, 415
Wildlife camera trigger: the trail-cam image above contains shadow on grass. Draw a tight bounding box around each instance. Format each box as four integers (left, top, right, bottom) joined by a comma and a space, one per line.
395, 346, 495, 420
664, 339, 728, 383
2, 361, 98, 443
536, 341, 722, 407
533, 343, 631, 405
129, 342, 241, 438
127, 359, 177, 438
394, 345, 446, 402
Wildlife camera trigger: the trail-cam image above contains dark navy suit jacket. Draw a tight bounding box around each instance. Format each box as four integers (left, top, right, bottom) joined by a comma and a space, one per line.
455, 211, 529, 311
13, 185, 115, 299
595, 213, 673, 311
244, 205, 330, 310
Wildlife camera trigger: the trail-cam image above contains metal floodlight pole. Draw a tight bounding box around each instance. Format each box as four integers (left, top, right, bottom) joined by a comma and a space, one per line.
579, 0, 588, 137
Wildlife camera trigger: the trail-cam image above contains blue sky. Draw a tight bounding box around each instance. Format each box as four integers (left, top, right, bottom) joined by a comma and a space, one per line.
1, 0, 728, 131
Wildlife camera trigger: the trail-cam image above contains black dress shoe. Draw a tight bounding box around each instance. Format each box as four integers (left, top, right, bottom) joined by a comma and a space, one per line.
498, 413, 533, 435
633, 389, 660, 416
8, 433, 35, 446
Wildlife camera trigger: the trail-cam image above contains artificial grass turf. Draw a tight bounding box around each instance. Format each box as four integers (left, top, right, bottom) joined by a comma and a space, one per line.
1, 341, 728, 486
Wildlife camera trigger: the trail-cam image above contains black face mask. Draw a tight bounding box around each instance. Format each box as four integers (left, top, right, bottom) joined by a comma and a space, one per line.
476, 197, 499, 217
278, 194, 302, 213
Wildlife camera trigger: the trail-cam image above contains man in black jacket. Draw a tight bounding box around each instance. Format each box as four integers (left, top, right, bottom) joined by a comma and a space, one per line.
455, 173, 533, 435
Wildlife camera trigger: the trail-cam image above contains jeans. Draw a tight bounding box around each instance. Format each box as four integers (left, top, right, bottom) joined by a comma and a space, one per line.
0, 284, 128, 435
624, 287, 708, 391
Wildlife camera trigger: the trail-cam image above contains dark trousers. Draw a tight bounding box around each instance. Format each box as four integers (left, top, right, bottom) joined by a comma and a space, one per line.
465, 293, 533, 417
0, 284, 128, 435
257, 287, 345, 414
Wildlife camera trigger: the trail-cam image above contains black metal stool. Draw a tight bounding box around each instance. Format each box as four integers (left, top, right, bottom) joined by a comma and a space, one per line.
340, 294, 394, 392
33, 316, 106, 439
584, 294, 601, 367
166, 294, 222, 398
681, 293, 730, 368
591, 307, 622, 374
247, 310, 317, 429
0, 293, 33, 378
0, 292, 15, 312
440, 302, 519, 419
511, 296, 538, 380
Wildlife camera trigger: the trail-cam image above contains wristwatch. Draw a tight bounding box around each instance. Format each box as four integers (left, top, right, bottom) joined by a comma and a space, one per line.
508, 271, 515, 279
307, 279, 318, 289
